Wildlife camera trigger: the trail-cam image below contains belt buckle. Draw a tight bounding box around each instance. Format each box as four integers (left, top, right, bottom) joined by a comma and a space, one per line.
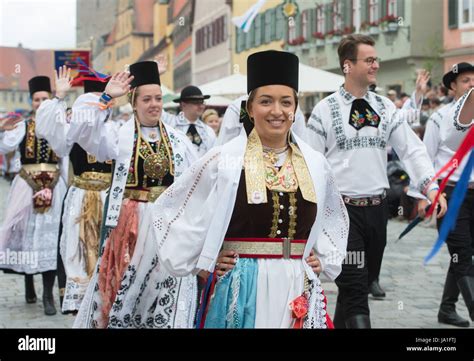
282, 238, 291, 259
372, 197, 381, 206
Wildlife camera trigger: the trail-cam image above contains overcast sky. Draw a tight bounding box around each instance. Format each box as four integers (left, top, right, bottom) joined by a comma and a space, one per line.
0, 0, 76, 49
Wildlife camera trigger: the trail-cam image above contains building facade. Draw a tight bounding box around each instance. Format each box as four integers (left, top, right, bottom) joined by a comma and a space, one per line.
285, 0, 444, 96
442, 0, 474, 72
192, 0, 232, 85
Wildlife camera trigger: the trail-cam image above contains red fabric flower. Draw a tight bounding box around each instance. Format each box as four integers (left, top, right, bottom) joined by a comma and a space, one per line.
290, 295, 309, 319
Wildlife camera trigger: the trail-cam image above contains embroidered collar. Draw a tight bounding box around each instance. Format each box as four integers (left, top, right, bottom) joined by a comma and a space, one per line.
174, 112, 204, 127
338, 86, 371, 105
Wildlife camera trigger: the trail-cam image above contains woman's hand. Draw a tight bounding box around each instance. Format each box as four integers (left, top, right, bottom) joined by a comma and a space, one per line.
104, 71, 134, 98
54, 65, 72, 99
0, 114, 23, 131
154, 55, 168, 75
306, 250, 321, 275
214, 250, 238, 277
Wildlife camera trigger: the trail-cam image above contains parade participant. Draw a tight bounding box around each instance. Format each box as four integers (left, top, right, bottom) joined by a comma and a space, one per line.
202, 109, 221, 136
435, 85, 474, 322
161, 85, 216, 157
36, 66, 113, 314
0, 76, 67, 316
304, 34, 447, 328
415, 63, 474, 327
70, 61, 198, 328
147, 50, 348, 328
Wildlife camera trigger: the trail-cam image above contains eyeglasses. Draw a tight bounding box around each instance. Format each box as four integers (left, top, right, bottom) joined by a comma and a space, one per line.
352, 57, 381, 65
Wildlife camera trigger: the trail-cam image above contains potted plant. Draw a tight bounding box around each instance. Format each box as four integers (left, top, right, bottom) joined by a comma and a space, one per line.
332, 30, 343, 43
313, 31, 325, 46
382, 14, 399, 32
369, 21, 380, 35
343, 25, 355, 35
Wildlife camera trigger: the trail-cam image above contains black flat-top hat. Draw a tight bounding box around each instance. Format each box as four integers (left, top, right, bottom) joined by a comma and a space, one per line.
442, 62, 474, 90
28, 76, 52, 97
84, 78, 110, 94
247, 51, 299, 94
173, 85, 210, 103
129, 61, 161, 89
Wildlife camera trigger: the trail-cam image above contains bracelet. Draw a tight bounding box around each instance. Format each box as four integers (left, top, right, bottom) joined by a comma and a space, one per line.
99, 92, 113, 105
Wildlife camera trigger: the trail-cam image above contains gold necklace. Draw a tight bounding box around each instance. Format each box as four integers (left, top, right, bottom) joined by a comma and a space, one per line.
263, 144, 289, 165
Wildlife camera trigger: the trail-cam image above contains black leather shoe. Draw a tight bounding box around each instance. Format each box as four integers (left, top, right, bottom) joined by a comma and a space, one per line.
345, 314, 371, 328
438, 307, 470, 327
25, 275, 37, 304
369, 279, 386, 299
43, 295, 57, 316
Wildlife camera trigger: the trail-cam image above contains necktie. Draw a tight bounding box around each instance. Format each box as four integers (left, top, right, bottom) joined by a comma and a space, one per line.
348, 99, 381, 131
186, 124, 202, 146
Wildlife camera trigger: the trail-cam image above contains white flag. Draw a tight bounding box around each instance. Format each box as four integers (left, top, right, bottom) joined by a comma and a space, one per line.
231, 0, 267, 33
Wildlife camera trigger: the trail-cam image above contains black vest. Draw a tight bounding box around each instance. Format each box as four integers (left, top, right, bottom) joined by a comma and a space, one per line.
69, 143, 112, 176
19, 119, 58, 165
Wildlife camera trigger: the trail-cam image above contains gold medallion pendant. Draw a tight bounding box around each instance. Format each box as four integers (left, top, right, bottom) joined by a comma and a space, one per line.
143, 153, 169, 179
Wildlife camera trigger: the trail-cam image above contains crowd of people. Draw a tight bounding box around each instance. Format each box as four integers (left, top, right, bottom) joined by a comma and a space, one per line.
0, 34, 472, 329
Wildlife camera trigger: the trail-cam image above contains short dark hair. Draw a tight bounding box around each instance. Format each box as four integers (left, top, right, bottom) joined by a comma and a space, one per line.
337, 34, 375, 73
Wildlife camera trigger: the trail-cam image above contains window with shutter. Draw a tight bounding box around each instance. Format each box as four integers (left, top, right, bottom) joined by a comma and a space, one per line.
269, 8, 276, 41
387, 0, 397, 16
302, 10, 309, 40
379, 0, 387, 20
264, 10, 271, 43
342, 0, 353, 32
325, 3, 333, 33
317, 5, 325, 34
448, 0, 458, 28
276, 5, 285, 39
369, 0, 379, 24
255, 14, 262, 46
333, 0, 342, 31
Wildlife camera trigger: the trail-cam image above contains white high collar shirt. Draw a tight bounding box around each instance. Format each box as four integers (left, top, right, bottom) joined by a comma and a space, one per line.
303, 86, 437, 198
161, 110, 216, 158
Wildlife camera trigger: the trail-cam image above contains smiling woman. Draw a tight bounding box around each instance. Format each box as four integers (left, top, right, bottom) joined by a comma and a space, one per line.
68, 61, 199, 329
149, 50, 349, 329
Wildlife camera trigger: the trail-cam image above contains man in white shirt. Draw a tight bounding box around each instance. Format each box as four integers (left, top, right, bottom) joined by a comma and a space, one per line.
439, 75, 474, 324
304, 34, 447, 328
416, 63, 474, 327
161, 85, 216, 158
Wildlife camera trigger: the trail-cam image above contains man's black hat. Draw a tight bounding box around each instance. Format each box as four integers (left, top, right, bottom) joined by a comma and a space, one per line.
442, 62, 474, 90
173, 85, 210, 103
